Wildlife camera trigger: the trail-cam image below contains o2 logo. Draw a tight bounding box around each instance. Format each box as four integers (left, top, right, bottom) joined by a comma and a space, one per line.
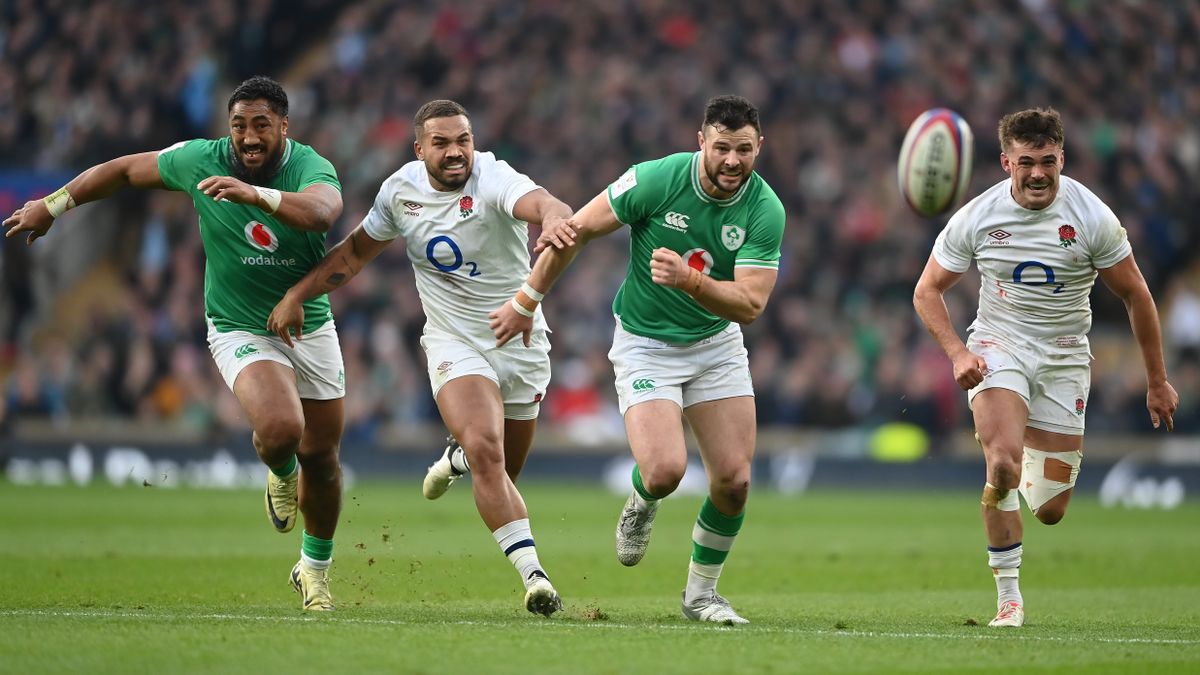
1012, 260, 1064, 294
425, 235, 480, 276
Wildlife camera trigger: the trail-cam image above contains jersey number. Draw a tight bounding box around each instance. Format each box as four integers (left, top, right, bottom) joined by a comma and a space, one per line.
425, 235, 480, 277
1012, 260, 1065, 294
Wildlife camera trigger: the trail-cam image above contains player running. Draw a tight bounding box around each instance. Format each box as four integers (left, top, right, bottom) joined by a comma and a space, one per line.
267, 99, 573, 617
4, 76, 349, 611
491, 95, 786, 624
913, 107, 1179, 627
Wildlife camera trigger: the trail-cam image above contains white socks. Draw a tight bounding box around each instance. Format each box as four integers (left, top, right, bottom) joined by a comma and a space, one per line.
988, 543, 1023, 607
684, 560, 722, 602
493, 518, 545, 589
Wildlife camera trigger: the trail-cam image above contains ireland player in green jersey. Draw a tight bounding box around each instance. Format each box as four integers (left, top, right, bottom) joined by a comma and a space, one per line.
4, 76, 347, 611
492, 95, 785, 624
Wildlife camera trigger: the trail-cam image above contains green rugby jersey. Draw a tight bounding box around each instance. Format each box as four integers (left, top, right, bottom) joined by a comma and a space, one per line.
157, 137, 341, 335
606, 151, 786, 343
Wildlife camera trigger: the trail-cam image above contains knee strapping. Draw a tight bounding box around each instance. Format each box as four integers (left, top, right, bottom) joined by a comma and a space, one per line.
982, 482, 1020, 511
1018, 446, 1082, 514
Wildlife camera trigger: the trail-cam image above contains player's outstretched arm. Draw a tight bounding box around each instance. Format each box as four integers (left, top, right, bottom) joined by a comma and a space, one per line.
511, 188, 573, 245
490, 190, 622, 347
1098, 254, 1180, 430
197, 179, 342, 233
913, 254, 988, 390
3, 151, 165, 245
267, 224, 390, 346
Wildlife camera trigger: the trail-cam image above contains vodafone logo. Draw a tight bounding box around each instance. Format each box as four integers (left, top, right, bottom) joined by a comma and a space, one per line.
682, 248, 713, 275
244, 221, 280, 252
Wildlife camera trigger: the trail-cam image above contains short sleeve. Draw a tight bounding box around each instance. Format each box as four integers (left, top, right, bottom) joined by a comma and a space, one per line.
478, 154, 538, 216
735, 198, 786, 270
932, 208, 975, 273
360, 184, 399, 241
296, 152, 341, 193
156, 139, 206, 192
607, 157, 673, 226
1089, 205, 1132, 269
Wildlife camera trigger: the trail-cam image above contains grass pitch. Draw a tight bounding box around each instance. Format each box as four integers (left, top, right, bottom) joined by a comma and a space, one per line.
1, 479, 1197, 674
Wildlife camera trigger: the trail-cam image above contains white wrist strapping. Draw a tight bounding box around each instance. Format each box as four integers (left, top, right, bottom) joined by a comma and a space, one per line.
520, 282, 545, 302
511, 298, 535, 318
253, 186, 282, 214
43, 186, 77, 219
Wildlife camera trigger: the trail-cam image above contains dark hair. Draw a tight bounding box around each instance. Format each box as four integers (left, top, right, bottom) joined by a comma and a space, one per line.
414, 99, 470, 136
702, 95, 761, 135
228, 76, 289, 117
998, 107, 1064, 152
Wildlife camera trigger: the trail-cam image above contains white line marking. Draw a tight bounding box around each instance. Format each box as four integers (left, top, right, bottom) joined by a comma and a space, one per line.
1, 609, 1196, 646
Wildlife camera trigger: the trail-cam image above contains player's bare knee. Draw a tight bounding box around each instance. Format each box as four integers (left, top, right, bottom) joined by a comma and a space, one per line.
1036, 507, 1066, 525
298, 450, 341, 482
641, 463, 685, 496
254, 418, 304, 457
459, 432, 505, 479
988, 458, 1021, 490
711, 474, 750, 510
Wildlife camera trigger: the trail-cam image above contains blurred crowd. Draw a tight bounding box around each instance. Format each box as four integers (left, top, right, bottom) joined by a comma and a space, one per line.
3, 0, 1199, 450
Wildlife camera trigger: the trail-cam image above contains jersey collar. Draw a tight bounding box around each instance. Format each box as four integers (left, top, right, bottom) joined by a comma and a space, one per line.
690, 151, 750, 207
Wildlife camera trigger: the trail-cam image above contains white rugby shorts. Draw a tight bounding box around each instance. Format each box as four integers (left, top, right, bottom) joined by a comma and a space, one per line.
420, 325, 551, 420
207, 318, 345, 400
966, 332, 1091, 435
608, 320, 754, 415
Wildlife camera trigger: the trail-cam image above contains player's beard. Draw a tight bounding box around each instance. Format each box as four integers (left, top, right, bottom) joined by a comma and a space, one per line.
429, 157, 471, 191
229, 142, 284, 185
704, 161, 749, 196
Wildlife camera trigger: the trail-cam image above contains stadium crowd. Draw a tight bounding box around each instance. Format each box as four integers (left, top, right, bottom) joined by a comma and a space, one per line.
2, 0, 1199, 450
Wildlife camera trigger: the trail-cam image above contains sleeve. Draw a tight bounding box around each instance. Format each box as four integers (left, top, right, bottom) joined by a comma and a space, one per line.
296, 151, 341, 193
735, 197, 786, 270
606, 156, 673, 226
931, 208, 975, 273
360, 183, 399, 241
478, 154, 539, 217
155, 140, 206, 192
1088, 203, 1132, 269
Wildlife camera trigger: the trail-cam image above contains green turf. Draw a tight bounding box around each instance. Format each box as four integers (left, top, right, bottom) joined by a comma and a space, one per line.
1, 480, 1197, 674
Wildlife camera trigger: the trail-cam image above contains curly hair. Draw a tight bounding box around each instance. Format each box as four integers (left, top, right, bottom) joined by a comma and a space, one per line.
998, 107, 1064, 152
228, 76, 289, 117
703, 95, 761, 135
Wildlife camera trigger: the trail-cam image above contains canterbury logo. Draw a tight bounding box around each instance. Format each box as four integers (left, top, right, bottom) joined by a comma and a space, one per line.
234, 344, 258, 359
662, 212, 690, 232
631, 378, 656, 391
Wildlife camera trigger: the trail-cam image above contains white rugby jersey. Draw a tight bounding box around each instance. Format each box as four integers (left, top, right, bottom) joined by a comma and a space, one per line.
361, 151, 546, 349
932, 175, 1132, 346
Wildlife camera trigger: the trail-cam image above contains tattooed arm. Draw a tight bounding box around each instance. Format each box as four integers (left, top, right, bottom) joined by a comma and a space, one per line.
267, 225, 391, 345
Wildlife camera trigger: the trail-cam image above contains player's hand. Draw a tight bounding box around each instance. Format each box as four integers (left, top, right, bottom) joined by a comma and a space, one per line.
649, 247, 688, 287
951, 350, 989, 390
489, 300, 533, 348
534, 217, 580, 253
1146, 380, 1179, 431
3, 199, 55, 245
267, 292, 305, 348
197, 175, 259, 206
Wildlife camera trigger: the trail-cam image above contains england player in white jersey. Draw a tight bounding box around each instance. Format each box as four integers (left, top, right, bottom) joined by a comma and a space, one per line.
914, 107, 1178, 628
267, 100, 573, 617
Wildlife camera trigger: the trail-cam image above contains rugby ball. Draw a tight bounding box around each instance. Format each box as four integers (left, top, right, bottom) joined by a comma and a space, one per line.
897, 108, 974, 216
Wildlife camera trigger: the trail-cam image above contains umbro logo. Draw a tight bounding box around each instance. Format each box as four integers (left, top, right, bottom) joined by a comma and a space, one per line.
631, 378, 655, 391
988, 229, 1012, 245
662, 212, 690, 232
403, 201, 422, 216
